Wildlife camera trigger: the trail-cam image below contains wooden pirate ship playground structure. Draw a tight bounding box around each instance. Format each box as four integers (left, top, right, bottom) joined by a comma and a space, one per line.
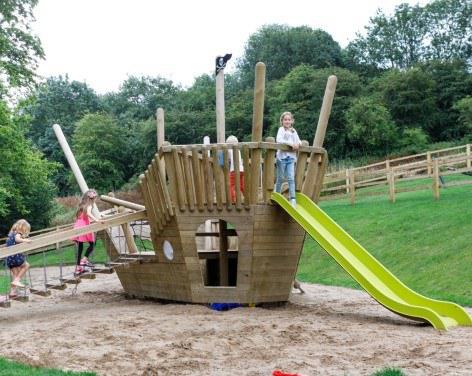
1, 63, 471, 331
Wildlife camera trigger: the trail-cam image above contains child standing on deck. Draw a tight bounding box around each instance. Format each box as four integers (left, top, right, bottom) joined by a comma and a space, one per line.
6, 219, 32, 296
226, 135, 245, 203
275, 112, 301, 207
72, 189, 103, 275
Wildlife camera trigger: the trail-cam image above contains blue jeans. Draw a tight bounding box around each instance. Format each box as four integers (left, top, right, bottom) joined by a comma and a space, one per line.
275, 157, 296, 199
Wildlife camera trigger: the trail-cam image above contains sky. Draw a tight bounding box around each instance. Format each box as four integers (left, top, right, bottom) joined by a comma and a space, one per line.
32, 0, 430, 94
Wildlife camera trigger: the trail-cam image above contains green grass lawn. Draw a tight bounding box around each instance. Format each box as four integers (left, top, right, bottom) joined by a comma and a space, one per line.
298, 179, 472, 307
0, 358, 95, 376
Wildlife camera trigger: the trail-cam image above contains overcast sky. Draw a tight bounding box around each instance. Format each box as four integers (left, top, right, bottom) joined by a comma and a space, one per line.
32, 0, 430, 94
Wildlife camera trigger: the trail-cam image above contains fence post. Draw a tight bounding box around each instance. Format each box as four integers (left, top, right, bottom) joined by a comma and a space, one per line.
348, 169, 355, 205
345, 169, 350, 194
388, 169, 396, 203
432, 159, 440, 200
467, 144, 471, 169
427, 151, 432, 176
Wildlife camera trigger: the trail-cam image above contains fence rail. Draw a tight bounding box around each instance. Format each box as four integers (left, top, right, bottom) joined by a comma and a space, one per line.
321, 144, 472, 203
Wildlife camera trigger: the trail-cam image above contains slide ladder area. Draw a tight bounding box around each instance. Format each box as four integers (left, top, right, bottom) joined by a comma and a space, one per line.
271, 192, 472, 330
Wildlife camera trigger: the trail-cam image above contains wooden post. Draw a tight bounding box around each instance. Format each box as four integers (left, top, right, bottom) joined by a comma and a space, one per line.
156, 108, 165, 175
191, 146, 204, 212
345, 168, 350, 194
53, 123, 100, 218
294, 140, 309, 192
427, 151, 432, 176
219, 220, 229, 286
250, 62, 265, 204
302, 75, 337, 199
388, 169, 396, 203
432, 158, 440, 200
349, 169, 356, 205
263, 136, 276, 203
216, 69, 225, 143
313, 75, 337, 148
467, 144, 471, 169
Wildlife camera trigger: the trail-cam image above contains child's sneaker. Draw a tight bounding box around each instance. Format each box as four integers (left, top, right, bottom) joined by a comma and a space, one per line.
80, 258, 94, 267
290, 198, 297, 208
74, 265, 85, 276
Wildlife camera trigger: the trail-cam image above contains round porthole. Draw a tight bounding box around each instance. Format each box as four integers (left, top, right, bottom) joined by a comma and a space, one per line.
162, 240, 174, 260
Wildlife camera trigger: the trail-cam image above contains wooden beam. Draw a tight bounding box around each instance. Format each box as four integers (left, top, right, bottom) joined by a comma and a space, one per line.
0, 211, 146, 259
100, 195, 145, 211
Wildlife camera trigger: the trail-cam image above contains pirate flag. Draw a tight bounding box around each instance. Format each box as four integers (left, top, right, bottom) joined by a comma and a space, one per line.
215, 53, 232, 75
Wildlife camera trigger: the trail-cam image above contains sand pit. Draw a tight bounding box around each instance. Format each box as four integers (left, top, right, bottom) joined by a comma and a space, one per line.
0, 270, 471, 376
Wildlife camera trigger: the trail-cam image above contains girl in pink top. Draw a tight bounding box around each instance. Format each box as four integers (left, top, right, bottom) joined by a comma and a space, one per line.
72, 189, 103, 275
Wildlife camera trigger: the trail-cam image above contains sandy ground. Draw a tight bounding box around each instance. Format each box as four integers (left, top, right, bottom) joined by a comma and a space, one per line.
0, 269, 471, 376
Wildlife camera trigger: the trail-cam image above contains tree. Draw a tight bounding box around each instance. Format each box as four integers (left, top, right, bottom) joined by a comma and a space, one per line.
269, 65, 363, 157
0, 0, 44, 97
0, 100, 56, 235
345, 97, 398, 156
102, 75, 180, 130
72, 113, 128, 193
424, 0, 472, 63
237, 25, 343, 87
346, 0, 472, 70
453, 96, 472, 137
18, 76, 102, 194
418, 60, 472, 140
165, 74, 216, 144
369, 68, 438, 134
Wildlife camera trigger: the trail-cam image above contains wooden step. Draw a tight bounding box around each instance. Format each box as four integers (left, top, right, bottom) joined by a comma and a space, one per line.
92, 267, 114, 274
10, 295, 29, 303
78, 272, 96, 279
61, 278, 82, 285
46, 283, 68, 290
29, 288, 52, 297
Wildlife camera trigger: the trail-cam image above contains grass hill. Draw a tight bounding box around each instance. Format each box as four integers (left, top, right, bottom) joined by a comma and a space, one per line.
298, 182, 472, 307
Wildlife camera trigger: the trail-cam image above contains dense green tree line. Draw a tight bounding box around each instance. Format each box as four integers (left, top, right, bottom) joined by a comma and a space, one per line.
1, 0, 472, 234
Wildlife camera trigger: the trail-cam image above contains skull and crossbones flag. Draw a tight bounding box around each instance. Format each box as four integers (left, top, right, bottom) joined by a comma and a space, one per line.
215, 53, 232, 75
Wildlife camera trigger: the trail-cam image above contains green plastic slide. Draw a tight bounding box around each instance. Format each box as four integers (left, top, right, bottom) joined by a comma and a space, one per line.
271, 192, 472, 330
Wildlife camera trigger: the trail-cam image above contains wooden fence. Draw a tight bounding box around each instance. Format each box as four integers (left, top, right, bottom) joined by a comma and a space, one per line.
322, 144, 472, 204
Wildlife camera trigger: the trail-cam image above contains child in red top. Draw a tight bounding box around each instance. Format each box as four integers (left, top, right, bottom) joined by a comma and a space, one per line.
72, 189, 103, 275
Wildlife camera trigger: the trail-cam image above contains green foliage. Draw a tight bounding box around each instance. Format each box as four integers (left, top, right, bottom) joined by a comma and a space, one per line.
0, 358, 96, 375
453, 96, 472, 134
238, 24, 343, 87
270, 65, 363, 156
72, 113, 128, 192
398, 128, 430, 155
298, 181, 472, 307
102, 75, 180, 129
346, 0, 472, 69
19, 76, 102, 194
0, 100, 56, 236
371, 368, 406, 376
369, 68, 437, 132
418, 59, 472, 140
0, 0, 44, 97
345, 97, 398, 156
166, 74, 217, 144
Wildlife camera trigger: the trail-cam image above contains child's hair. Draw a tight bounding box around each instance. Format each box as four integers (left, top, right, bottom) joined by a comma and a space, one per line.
279, 111, 294, 127
10, 219, 31, 236
76, 189, 98, 218
226, 135, 239, 144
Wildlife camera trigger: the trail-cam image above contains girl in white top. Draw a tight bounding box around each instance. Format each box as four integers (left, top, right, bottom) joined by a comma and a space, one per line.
275, 112, 301, 206
226, 135, 245, 202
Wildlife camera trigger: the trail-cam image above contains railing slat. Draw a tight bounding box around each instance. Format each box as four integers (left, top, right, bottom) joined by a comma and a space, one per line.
192, 146, 205, 211
182, 146, 195, 212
